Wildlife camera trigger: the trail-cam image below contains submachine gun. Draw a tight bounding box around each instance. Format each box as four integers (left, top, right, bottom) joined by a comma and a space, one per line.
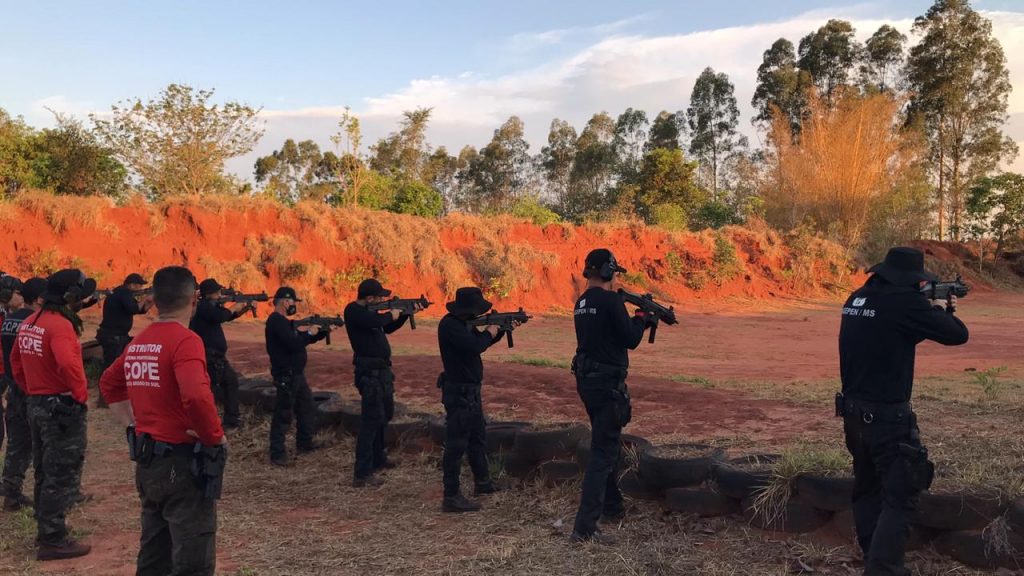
367, 295, 432, 329
96, 287, 153, 299
920, 274, 970, 301
293, 314, 345, 345
618, 289, 678, 343
467, 308, 531, 348
213, 292, 269, 318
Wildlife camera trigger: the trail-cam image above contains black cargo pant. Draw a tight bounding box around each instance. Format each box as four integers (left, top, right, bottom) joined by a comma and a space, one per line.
269, 373, 316, 459
353, 362, 394, 480
844, 404, 930, 576
572, 361, 629, 537
205, 351, 240, 428
26, 396, 87, 545
98, 332, 131, 369
2, 381, 33, 498
136, 448, 217, 576
441, 380, 491, 498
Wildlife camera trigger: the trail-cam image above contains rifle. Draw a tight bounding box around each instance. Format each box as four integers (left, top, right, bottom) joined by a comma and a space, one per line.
367, 295, 432, 329
96, 287, 152, 299
212, 292, 269, 318
467, 308, 531, 348
293, 314, 345, 345
921, 274, 970, 301
618, 289, 678, 344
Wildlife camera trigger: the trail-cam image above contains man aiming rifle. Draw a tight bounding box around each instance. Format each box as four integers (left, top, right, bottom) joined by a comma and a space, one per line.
367, 295, 432, 329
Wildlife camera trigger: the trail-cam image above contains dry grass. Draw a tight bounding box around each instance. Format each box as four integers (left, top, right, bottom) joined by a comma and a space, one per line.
197, 256, 265, 292
11, 189, 118, 237
749, 444, 850, 527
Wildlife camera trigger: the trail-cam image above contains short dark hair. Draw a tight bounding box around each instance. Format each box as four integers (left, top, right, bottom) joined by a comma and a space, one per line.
153, 266, 197, 312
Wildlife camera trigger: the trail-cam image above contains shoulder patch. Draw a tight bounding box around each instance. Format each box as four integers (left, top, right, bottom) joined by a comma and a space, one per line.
852, 297, 867, 307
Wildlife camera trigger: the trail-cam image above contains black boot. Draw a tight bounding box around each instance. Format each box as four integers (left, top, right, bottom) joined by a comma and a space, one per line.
442, 493, 481, 513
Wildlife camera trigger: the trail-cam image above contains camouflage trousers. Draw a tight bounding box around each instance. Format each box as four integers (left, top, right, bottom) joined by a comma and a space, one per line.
2, 382, 33, 497
26, 396, 87, 545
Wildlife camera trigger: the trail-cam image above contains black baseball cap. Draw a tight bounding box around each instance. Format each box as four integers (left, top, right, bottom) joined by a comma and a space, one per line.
273, 286, 302, 302
124, 273, 147, 286
19, 278, 48, 303
584, 248, 628, 275
199, 279, 226, 296
357, 279, 391, 299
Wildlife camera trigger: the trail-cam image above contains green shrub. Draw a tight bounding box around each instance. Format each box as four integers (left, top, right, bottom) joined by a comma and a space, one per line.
710, 233, 743, 284
651, 202, 688, 231
390, 180, 443, 217
692, 200, 738, 230
510, 196, 561, 226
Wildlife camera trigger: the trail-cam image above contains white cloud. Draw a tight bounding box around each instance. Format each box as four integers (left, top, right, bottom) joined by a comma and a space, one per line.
26, 95, 96, 126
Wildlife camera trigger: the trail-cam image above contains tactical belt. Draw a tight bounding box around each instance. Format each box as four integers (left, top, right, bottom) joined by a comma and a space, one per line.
840, 394, 913, 424
572, 353, 627, 379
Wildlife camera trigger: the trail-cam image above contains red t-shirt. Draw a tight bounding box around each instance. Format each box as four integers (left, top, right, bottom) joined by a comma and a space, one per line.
99, 321, 224, 446
10, 310, 88, 403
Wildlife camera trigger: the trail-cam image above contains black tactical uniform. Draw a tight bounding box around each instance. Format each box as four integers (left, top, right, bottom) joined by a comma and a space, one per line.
838, 248, 968, 576
1, 277, 45, 511
571, 249, 647, 541
437, 288, 503, 511
96, 273, 150, 370
265, 287, 327, 465
189, 279, 246, 428
344, 279, 408, 483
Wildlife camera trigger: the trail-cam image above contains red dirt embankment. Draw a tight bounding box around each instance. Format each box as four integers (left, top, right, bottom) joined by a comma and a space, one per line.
0, 193, 854, 314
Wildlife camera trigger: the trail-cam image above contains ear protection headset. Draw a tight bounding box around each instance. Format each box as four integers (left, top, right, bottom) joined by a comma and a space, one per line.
583, 251, 622, 282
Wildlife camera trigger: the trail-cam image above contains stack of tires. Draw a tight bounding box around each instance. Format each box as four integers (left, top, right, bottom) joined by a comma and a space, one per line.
496, 423, 589, 486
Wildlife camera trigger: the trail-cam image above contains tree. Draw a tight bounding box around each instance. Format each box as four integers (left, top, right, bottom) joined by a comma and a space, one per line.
0, 108, 37, 195
859, 25, 907, 93
764, 91, 925, 248
424, 146, 464, 213
967, 173, 1024, 260
797, 19, 860, 105
613, 108, 649, 183
539, 118, 577, 207
634, 148, 704, 224
30, 113, 127, 198
566, 112, 617, 220
254, 139, 339, 204
686, 68, 749, 200
390, 179, 443, 217
369, 107, 433, 181
752, 38, 811, 135
906, 0, 1017, 240
330, 108, 371, 207
646, 111, 682, 151
462, 116, 532, 212
92, 84, 263, 198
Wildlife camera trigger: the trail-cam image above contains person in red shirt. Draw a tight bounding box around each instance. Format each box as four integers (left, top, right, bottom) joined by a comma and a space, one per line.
100, 265, 226, 576
9, 269, 95, 561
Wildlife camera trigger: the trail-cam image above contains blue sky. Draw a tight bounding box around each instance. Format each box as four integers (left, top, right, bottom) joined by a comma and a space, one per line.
3, 0, 1022, 175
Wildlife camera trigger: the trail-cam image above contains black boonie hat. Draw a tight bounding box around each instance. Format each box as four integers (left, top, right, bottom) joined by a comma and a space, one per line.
124, 273, 147, 286
199, 279, 225, 296
868, 247, 937, 287
446, 287, 492, 317
44, 269, 96, 304
273, 286, 302, 302
358, 279, 391, 299
20, 278, 47, 303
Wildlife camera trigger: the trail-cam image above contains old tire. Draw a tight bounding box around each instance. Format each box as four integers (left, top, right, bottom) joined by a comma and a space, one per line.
535, 460, 582, 487
829, 509, 935, 551
501, 451, 537, 479
512, 423, 589, 464
487, 422, 531, 453
315, 395, 355, 429
576, 434, 653, 470
741, 496, 832, 533
1005, 498, 1024, 533
934, 530, 1024, 570
665, 487, 739, 517
81, 340, 102, 363
795, 474, 855, 512
619, 469, 662, 501
912, 491, 1005, 532
638, 443, 726, 490
384, 413, 430, 447
427, 416, 446, 446
308, 391, 340, 431
712, 454, 780, 500
238, 377, 274, 406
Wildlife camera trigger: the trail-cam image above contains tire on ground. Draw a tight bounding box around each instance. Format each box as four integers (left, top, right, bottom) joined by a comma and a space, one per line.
486, 422, 531, 453
315, 395, 356, 430
384, 412, 431, 447
665, 487, 739, 517
336, 402, 409, 436
912, 491, 1005, 532
512, 423, 589, 464
237, 377, 274, 407
576, 434, 653, 470
308, 391, 341, 431
933, 529, 1024, 570
711, 454, 779, 500
619, 470, 662, 501
534, 460, 582, 487
1006, 498, 1024, 533
795, 474, 855, 512
638, 443, 726, 490
500, 451, 537, 479
827, 508, 936, 551
741, 496, 832, 533
427, 415, 445, 446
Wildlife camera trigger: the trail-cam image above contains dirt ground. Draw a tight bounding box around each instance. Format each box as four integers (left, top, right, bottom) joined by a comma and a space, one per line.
1, 292, 1022, 575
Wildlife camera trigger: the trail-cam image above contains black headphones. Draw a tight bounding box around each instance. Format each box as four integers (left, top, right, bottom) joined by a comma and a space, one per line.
584, 251, 621, 282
